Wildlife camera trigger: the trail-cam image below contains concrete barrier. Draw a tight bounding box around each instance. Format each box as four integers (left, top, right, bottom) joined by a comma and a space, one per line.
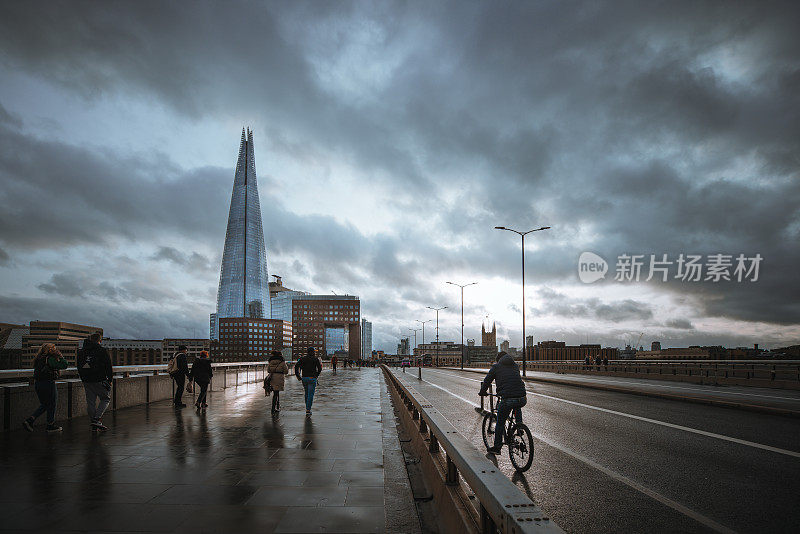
1, 362, 270, 432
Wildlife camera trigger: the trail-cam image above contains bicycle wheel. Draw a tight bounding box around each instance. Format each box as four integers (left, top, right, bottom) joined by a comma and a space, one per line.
507, 423, 534, 472
481, 413, 497, 449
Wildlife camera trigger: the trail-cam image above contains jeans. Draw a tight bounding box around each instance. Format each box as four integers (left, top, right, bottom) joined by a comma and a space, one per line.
495, 396, 527, 450
31, 380, 57, 425
302, 377, 317, 411
173, 374, 185, 404
195, 381, 209, 406
84, 381, 112, 422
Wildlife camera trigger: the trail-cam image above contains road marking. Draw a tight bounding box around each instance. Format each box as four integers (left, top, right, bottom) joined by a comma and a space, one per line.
399, 371, 736, 533
397, 370, 737, 534
427, 369, 800, 459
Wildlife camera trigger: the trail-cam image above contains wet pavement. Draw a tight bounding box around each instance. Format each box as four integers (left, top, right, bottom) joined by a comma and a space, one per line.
0, 368, 416, 533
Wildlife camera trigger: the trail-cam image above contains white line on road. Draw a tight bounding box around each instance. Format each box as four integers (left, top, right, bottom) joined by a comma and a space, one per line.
398, 370, 737, 534
427, 369, 800, 459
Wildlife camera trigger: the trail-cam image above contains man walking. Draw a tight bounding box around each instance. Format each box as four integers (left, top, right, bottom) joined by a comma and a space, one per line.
77, 332, 113, 431
478, 351, 527, 455
169, 344, 190, 408
331, 354, 337, 374
294, 347, 322, 415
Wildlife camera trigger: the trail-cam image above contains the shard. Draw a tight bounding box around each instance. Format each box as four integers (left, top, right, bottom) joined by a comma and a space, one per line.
211, 128, 270, 339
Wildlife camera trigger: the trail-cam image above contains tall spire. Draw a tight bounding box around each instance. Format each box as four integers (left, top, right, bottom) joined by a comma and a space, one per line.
212, 128, 270, 339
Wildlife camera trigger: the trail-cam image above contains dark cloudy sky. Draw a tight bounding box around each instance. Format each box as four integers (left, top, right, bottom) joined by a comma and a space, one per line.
0, 1, 798, 353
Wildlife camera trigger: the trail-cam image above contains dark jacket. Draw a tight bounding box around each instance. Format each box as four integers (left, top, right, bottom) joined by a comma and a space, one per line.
479, 354, 526, 399
294, 355, 322, 379
77, 340, 113, 383
172, 352, 190, 377
190, 358, 213, 384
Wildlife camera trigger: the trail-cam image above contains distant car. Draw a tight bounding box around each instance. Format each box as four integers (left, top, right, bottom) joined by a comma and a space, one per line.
401, 358, 411, 367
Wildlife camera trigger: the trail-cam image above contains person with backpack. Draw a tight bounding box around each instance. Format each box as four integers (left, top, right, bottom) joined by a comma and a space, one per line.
189, 350, 212, 410
23, 343, 68, 433
168, 345, 190, 408
294, 347, 322, 415
77, 332, 113, 431
265, 350, 289, 414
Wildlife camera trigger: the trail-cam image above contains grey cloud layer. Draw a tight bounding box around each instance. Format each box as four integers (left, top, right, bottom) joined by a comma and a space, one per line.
0, 1, 798, 346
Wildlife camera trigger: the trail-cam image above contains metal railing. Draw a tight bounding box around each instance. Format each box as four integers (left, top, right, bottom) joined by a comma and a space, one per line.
382, 365, 562, 534
0, 361, 297, 384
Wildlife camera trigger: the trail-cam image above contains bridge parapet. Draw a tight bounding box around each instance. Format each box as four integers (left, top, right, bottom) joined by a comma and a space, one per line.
382, 365, 563, 534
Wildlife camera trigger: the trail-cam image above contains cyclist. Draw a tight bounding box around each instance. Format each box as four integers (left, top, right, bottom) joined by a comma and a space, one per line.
478, 351, 527, 455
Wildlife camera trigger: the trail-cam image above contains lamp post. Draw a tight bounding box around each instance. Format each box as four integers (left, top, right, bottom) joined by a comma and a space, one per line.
416, 319, 431, 366
446, 281, 477, 370
408, 328, 420, 356
495, 225, 550, 376
426, 306, 447, 366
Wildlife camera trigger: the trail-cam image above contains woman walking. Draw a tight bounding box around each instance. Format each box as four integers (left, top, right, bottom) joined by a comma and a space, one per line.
266, 350, 289, 413
23, 343, 68, 432
190, 350, 213, 410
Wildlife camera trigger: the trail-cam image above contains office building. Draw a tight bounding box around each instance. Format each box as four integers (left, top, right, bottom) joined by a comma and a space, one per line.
415, 341, 461, 366
397, 337, 410, 356
102, 339, 162, 366
361, 318, 372, 360
21, 321, 102, 367
270, 289, 310, 323
289, 295, 361, 360
466, 344, 498, 365
213, 317, 292, 362
162, 338, 210, 364
531, 341, 617, 361
0, 323, 28, 369
212, 128, 270, 340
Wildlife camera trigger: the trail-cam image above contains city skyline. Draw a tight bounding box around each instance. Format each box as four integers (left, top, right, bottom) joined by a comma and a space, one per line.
0, 2, 798, 353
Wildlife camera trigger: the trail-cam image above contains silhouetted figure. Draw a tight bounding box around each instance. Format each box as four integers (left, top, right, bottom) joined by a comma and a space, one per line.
169, 345, 190, 407
23, 343, 68, 433
190, 350, 213, 410
77, 332, 113, 431
479, 351, 527, 455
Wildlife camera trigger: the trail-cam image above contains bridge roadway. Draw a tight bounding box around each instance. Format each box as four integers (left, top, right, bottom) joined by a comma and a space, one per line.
0, 368, 419, 533
389, 367, 800, 534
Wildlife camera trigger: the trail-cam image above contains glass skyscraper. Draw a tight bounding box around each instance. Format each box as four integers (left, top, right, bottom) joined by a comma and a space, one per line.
211, 128, 270, 340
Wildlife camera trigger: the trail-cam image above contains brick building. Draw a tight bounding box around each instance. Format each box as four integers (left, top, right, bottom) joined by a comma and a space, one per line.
530, 341, 617, 362
212, 317, 291, 362
102, 339, 162, 366
22, 321, 102, 367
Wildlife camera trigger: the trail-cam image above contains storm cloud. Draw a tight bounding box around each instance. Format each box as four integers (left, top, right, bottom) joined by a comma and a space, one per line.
0, 1, 798, 350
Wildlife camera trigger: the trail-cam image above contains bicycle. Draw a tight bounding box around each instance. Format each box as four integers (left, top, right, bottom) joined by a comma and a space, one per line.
479, 385, 534, 472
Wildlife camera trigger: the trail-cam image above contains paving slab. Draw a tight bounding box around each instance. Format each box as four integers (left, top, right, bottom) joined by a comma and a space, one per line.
0, 367, 418, 533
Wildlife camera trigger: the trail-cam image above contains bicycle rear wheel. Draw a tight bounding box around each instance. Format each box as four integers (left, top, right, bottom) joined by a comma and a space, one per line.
507, 423, 534, 472
481, 413, 497, 449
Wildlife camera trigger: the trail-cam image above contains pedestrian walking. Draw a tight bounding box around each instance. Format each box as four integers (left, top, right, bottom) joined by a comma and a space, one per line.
294, 347, 322, 415
265, 351, 289, 413
168, 345, 190, 408
77, 332, 113, 431
331, 354, 337, 374
190, 350, 213, 410
23, 343, 68, 433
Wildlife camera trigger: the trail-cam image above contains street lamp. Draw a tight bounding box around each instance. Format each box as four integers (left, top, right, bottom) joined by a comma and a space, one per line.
416, 319, 431, 366
426, 306, 447, 366
446, 281, 477, 370
408, 328, 420, 355
495, 225, 550, 376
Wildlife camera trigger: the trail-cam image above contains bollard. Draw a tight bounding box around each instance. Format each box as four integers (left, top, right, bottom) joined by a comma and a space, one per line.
429, 433, 439, 453
446, 454, 459, 486
418, 366, 422, 380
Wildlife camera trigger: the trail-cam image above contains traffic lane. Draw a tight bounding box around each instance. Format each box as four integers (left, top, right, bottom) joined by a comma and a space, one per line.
433, 369, 800, 455
397, 369, 800, 533
390, 369, 708, 534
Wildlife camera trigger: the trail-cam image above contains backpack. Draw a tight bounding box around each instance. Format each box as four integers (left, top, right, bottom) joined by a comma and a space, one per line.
263, 373, 273, 395
167, 356, 179, 375
78, 344, 103, 381
33, 356, 57, 381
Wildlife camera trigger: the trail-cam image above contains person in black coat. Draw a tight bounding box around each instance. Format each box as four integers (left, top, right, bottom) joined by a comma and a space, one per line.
190, 350, 213, 410
171, 345, 190, 407
294, 347, 322, 415
479, 352, 527, 454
